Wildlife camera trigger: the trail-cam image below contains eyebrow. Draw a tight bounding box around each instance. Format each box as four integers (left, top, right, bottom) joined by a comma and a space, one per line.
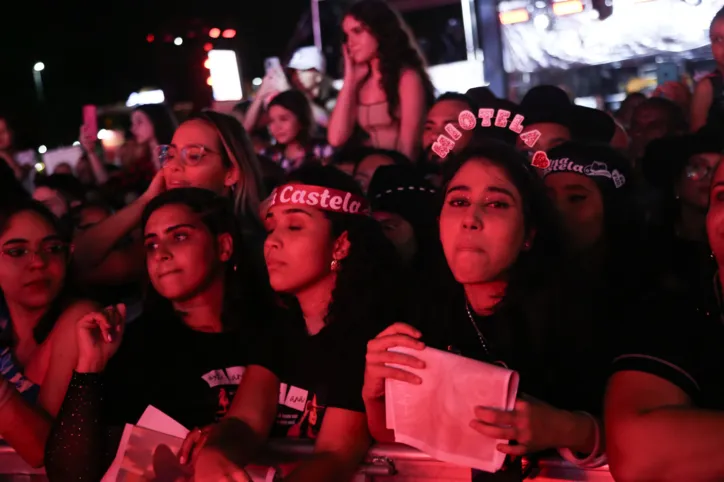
265, 208, 313, 220
2, 234, 63, 247
144, 223, 197, 240
562, 184, 592, 192
446, 185, 517, 200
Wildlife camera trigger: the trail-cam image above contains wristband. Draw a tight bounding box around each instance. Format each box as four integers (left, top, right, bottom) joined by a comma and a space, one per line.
557, 411, 607, 468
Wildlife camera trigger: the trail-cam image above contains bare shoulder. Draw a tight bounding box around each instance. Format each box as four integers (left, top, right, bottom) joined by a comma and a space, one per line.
694, 76, 714, 94
399, 68, 423, 86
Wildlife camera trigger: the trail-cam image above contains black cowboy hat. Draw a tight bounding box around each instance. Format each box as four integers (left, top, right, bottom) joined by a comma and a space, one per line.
641, 126, 724, 188
520, 85, 615, 144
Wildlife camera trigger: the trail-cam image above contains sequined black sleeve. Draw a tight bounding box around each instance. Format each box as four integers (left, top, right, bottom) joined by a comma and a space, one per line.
44, 372, 118, 481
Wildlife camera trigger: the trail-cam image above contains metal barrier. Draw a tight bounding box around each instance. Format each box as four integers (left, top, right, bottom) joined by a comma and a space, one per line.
0, 441, 615, 481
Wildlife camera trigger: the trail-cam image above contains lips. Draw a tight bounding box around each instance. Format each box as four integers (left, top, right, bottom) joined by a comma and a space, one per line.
23, 279, 51, 289
265, 258, 286, 270
166, 179, 191, 188
157, 269, 182, 279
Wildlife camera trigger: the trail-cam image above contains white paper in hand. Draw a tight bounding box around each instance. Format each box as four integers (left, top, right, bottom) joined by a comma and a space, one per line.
385, 346, 519, 473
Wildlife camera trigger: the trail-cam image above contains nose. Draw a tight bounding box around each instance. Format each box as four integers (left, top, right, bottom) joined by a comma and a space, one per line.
164, 156, 183, 173
27, 251, 50, 270
461, 205, 483, 231
152, 243, 173, 263
264, 232, 282, 252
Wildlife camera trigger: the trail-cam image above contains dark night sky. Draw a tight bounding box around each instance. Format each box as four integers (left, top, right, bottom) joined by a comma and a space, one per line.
0, 0, 309, 148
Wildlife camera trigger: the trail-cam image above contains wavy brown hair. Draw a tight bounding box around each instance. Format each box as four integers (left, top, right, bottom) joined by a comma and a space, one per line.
345, 0, 435, 120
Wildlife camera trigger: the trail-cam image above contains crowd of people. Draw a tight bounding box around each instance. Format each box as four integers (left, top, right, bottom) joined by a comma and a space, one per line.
1, 1, 724, 481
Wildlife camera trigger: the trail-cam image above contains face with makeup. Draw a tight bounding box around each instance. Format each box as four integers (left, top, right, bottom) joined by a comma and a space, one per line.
439, 158, 528, 284
342, 15, 379, 64
143, 203, 232, 302
545, 172, 604, 250
0, 210, 69, 309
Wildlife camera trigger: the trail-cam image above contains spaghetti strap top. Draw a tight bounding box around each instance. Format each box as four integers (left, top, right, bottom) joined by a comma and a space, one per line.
0, 300, 40, 403
357, 101, 400, 151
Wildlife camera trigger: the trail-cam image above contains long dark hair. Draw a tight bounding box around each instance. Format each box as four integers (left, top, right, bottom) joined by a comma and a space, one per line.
133, 104, 178, 145
268, 90, 315, 145
437, 142, 567, 360
345, 0, 435, 120
283, 165, 403, 331
0, 200, 73, 344
141, 188, 274, 332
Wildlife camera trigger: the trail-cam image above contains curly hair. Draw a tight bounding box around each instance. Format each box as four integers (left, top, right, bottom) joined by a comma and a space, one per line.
284, 165, 404, 331
141, 188, 276, 332
345, 0, 435, 121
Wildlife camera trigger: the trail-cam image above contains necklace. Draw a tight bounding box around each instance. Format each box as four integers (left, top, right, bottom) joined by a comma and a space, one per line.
465, 302, 490, 355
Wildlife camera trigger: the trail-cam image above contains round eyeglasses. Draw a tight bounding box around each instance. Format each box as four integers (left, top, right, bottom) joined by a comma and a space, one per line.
154, 144, 220, 168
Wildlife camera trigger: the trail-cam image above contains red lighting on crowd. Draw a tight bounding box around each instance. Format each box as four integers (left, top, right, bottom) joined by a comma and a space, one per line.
146, 34, 155, 43
209, 28, 221, 39
206, 77, 213, 86
203, 42, 213, 52
222, 29, 236, 39
203, 58, 211, 69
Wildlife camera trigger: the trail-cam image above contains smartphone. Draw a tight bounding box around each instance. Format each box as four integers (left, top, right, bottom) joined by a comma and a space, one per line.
82, 105, 98, 137
264, 57, 282, 76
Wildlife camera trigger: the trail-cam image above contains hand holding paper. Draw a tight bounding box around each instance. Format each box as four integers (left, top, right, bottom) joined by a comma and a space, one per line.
385, 346, 519, 473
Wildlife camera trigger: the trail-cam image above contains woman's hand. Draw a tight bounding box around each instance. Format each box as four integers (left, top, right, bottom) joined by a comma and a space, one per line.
141, 168, 167, 203
362, 322, 426, 402
75, 304, 126, 373
193, 447, 251, 482
470, 396, 572, 456
79, 125, 97, 153
178, 426, 213, 466
342, 44, 369, 87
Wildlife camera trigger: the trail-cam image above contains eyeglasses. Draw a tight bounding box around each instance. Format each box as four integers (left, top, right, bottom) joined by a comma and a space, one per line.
686, 164, 713, 182
0, 242, 73, 266
155, 144, 220, 168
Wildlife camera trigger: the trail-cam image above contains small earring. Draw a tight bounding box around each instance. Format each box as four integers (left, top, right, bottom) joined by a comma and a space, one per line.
523, 241, 532, 251
233, 264, 238, 271
330, 259, 339, 272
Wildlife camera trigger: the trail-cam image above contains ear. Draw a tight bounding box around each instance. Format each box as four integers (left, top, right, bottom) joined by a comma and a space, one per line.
224, 164, 241, 189
332, 231, 351, 261
216, 233, 234, 263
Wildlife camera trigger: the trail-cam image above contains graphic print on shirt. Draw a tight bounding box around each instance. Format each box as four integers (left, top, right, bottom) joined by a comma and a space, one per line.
201, 366, 245, 420
0, 316, 39, 402
275, 382, 327, 439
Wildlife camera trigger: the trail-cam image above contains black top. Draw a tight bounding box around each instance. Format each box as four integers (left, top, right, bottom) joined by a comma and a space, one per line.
270, 312, 382, 440
706, 70, 724, 131
44, 312, 277, 481
407, 280, 613, 481
611, 291, 724, 410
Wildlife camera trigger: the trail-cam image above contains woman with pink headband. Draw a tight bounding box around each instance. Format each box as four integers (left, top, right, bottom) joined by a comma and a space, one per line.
182, 165, 403, 481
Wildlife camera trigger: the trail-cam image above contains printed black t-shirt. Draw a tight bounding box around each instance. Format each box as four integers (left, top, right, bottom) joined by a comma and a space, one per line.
611, 292, 724, 410
268, 315, 374, 439
102, 312, 276, 430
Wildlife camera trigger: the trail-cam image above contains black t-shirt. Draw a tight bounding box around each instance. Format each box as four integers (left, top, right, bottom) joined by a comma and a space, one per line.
102, 312, 276, 429
611, 292, 724, 410
268, 315, 374, 440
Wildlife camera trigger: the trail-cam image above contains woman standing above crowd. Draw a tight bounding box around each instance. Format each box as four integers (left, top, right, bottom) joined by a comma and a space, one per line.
327, 0, 435, 161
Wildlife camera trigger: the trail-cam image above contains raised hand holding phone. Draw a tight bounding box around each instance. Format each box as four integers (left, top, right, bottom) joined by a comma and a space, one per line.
76, 303, 127, 373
